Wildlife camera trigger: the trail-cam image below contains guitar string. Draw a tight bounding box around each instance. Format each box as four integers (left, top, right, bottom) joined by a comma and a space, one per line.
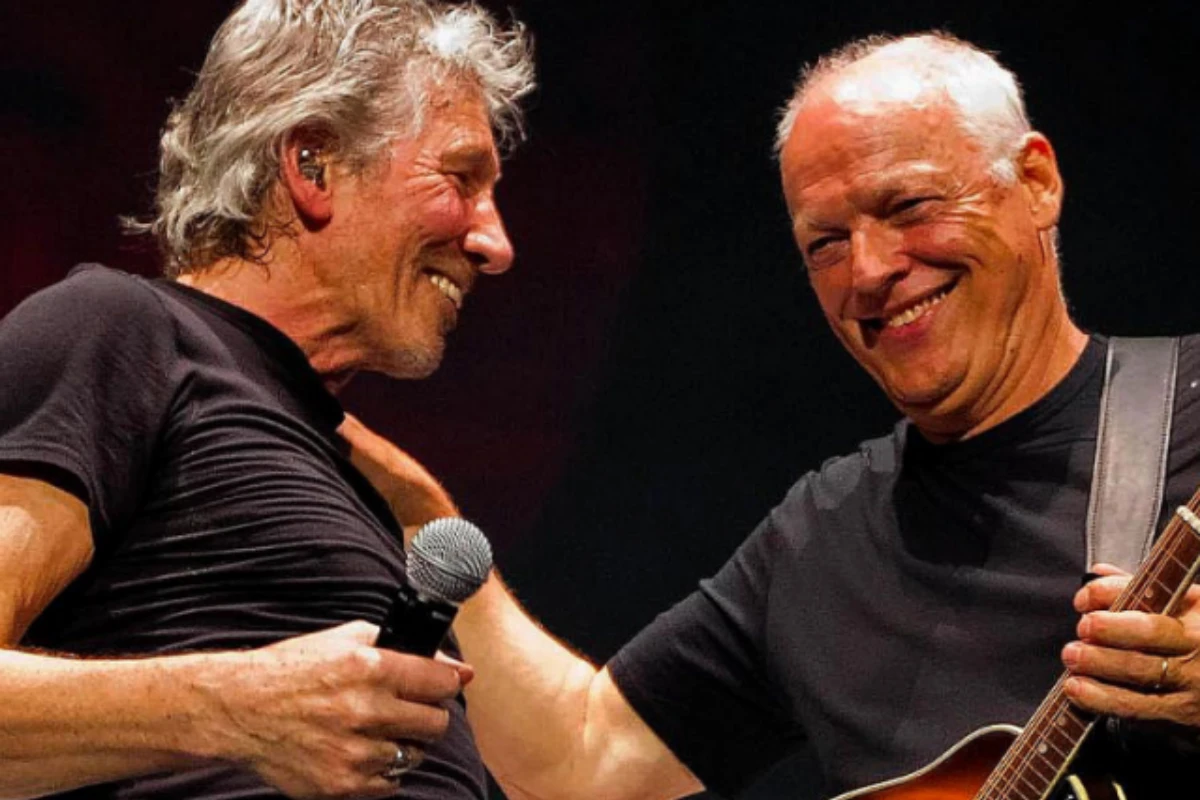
976, 499, 1200, 800
986, 515, 1190, 799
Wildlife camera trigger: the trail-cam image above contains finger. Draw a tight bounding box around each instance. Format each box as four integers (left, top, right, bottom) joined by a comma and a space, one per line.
1074, 575, 1130, 613
1064, 674, 1184, 722
377, 651, 463, 702
435, 651, 475, 687
371, 740, 427, 773
1179, 583, 1200, 615
1078, 610, 1196, 654
1090, 563, 1130, 578
364, 696, 451, 743
1063, 641, 1179, 690
362, 738, 425, 777
358, 743, 428, 796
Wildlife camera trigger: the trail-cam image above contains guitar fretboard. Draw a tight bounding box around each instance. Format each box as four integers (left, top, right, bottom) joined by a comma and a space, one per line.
975, 492, 1200, 800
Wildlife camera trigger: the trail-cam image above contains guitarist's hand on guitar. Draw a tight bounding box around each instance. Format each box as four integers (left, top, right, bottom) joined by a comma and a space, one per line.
1062, 563, 1200, 731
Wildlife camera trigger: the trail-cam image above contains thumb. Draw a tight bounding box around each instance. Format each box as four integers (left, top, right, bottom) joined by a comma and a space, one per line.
436, 651, 475, 687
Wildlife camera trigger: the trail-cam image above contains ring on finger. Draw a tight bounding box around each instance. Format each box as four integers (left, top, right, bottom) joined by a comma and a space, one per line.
1152, 656, 1170, 692
382, 744, 420, 782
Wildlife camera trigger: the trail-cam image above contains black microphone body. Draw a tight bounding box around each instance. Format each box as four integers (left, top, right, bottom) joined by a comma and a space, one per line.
379, 583, 459, 657
376, 517, 493, 657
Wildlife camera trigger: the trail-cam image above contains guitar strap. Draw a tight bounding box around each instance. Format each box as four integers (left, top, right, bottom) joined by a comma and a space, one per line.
1085, 336, 1180, 572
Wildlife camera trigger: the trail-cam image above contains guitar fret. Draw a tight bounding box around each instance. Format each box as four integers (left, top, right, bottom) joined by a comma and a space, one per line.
985, 767, 1039, 800
1022, 752, 1057, 785
1012, 769, 1046, 796
1036, 729, 1070, 760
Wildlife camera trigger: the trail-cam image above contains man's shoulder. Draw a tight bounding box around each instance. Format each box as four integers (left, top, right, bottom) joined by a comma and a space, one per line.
782, 423, 906, 515
9, 264, 168, 324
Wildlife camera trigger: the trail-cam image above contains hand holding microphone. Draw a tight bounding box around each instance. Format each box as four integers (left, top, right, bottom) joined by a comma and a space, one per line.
373, 518, 493, 782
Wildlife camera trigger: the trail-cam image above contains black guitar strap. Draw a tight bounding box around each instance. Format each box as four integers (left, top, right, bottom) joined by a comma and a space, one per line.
1085, 336, 1180, 572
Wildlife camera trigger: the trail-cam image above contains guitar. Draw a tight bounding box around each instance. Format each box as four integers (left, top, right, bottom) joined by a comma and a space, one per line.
830, 499, 1200, 800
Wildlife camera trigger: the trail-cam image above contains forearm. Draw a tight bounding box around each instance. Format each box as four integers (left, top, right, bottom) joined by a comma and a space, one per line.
455, 575, 699, 800
0, 648, 233, 797
454, 575, 595, 797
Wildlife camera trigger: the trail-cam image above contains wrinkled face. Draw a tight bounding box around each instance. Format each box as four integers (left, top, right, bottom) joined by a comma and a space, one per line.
326, 86, 512, 379
781, 95, 1058, 424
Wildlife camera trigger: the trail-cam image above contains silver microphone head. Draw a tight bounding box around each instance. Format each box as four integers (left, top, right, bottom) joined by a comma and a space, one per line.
407, 518, 493, 604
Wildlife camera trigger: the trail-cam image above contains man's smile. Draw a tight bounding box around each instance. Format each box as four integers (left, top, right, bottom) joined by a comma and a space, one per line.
858, 282, 957, 335
426, 271, 465, 310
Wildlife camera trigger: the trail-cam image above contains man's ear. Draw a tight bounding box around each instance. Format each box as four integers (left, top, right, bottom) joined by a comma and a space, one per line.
1015, 132, 1064, 231
281, 134, 334, 226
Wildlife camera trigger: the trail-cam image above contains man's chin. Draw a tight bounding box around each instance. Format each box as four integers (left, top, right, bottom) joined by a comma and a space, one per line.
381, 343, 444, 380
877, 372, 960, 415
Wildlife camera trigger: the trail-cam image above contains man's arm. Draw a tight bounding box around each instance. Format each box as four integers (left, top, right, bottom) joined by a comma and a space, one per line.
341, 417, 704, 800
0, 473, 465, 799
455, 576, 703, 800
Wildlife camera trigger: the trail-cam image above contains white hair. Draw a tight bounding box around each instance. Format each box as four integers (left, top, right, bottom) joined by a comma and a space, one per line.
775, 32, 1030, 182
132, 0, 535, 275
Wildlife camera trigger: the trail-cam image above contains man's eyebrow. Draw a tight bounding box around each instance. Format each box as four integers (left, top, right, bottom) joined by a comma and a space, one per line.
847, 164, 947, 209
443, 143, 499, 177
791, 208, 846, 233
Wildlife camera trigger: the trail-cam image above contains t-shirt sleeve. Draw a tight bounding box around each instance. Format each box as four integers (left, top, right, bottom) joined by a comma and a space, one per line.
0, 265, 177, 544
607, 512, 806, 797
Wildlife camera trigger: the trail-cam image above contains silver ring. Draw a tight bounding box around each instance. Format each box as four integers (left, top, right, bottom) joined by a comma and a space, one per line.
381, 744, 417, 781
1153, 657, 1170, 692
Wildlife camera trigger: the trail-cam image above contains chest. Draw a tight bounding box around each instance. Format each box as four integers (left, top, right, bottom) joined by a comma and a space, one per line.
766, 456, 1095, 791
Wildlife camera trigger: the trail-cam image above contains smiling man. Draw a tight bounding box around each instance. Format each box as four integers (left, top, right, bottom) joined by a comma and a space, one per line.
780, 41, 1087, 442
352, 31, 1200, 800
0, 1, 531, 798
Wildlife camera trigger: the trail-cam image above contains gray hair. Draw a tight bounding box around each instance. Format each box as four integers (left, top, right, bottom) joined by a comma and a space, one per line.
775, 32, 1030, 182
132, 0, 535, 275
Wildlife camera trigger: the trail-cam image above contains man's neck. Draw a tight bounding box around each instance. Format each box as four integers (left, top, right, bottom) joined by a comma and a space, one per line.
912, 309, 1089, 444
175, 255, 362, 393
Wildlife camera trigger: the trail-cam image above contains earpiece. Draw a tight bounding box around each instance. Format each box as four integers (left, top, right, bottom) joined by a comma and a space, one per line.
297, 147, 326, 190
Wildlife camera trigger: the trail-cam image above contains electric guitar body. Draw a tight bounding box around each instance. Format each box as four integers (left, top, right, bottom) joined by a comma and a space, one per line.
829, 726, 1125, 800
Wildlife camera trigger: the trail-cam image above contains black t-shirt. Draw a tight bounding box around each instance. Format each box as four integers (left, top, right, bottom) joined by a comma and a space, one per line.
609, 335, 1200, 798
0, 265, 485, 799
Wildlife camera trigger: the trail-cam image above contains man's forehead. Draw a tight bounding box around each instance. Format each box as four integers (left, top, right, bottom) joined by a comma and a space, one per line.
784, 95, 965, 171
781, 96, 982, 216
407, 88, 499, 158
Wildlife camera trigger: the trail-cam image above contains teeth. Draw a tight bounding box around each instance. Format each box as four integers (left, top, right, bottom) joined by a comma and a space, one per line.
428, 274, 463, 310
884, 289, 950, 329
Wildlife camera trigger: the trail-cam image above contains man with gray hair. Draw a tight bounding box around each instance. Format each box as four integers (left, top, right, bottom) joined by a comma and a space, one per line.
0, 1, 531, 798
355, 31, 1200, 798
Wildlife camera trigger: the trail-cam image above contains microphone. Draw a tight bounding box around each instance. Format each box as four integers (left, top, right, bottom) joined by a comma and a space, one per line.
379, 518, 493, 656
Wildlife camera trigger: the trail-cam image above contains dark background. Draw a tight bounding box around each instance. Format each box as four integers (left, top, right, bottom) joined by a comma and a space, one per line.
5, 2, 1200, 798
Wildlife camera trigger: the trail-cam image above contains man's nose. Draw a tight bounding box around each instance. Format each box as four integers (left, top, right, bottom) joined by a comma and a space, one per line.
465, 194, 514, 275
848, 225, 908, 295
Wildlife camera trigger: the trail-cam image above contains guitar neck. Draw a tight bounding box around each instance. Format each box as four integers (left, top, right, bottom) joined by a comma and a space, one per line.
975, 493, 1200, 800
